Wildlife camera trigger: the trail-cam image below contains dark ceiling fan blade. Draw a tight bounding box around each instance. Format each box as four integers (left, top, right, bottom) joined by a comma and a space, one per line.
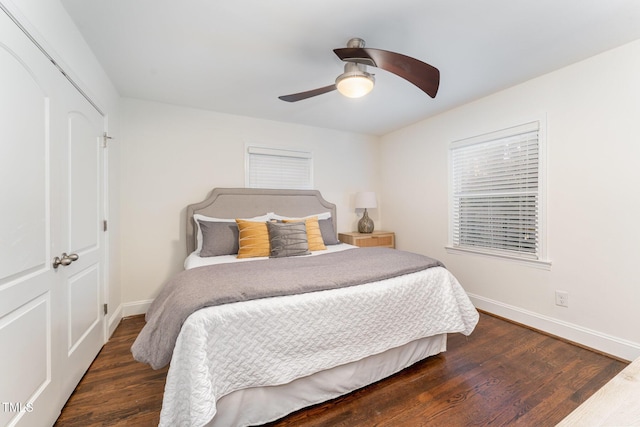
278, 84, 336, 102
334, 47, 440, 98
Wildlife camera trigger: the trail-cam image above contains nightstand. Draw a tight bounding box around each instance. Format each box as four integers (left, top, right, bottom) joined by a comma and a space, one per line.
338, 231, 395, 248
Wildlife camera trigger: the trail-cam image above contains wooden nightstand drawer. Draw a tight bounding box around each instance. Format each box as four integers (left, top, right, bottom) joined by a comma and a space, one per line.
338, 231, 395, 248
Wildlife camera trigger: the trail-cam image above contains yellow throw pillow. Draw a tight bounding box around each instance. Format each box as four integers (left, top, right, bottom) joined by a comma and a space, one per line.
283, 216, 326, 251
235, 219, 270, 258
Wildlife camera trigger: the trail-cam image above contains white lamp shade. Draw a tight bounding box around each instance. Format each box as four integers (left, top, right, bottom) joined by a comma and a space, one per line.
355, 191, 377, 209
335, 62, 375, 99
336, 75, 374, 98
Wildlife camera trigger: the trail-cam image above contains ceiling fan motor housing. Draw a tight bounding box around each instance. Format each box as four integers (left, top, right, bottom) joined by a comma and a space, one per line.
347, 37, 366, 48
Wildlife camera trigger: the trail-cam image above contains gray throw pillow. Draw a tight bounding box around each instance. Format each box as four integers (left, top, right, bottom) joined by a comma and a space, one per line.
318, 218, 339, 245
199, 221, 239, 257
267, 221, 310, 258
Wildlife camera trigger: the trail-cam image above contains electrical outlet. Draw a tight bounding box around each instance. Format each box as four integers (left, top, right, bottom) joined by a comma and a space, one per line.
555, 290, 569, 308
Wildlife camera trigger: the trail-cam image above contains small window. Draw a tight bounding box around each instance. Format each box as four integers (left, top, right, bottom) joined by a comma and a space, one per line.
245, 145, 313, 190
449, 121, 547, 264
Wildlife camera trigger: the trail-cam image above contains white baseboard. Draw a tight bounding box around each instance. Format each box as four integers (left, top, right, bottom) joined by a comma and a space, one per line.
469, 293, 640, 362
106, 303, 123, 338
122, 299, 153, 317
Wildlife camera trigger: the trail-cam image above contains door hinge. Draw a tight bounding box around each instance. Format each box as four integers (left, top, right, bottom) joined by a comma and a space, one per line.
103, 303, 108, 315
103, 220, 108, 232
102, 132, 113, 148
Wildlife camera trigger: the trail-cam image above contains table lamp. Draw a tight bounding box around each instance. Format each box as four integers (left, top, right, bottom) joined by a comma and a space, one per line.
355, 191, 377, 233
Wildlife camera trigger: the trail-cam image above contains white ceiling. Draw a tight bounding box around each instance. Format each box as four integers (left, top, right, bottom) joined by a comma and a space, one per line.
62, 0, 640, 136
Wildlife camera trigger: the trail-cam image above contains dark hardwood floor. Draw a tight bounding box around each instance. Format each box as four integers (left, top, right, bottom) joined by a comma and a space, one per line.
55, 312, 627, 427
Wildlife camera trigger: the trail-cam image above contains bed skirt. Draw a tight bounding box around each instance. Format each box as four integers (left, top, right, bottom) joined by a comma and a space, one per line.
208, 334, 447, 427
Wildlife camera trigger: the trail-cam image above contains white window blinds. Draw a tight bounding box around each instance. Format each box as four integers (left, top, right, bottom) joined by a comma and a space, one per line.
246, 146, 313, 190
450, 122, 541, 260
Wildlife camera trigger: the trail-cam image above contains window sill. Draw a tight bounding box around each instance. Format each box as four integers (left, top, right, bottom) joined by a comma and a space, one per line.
445, 246, 552, 270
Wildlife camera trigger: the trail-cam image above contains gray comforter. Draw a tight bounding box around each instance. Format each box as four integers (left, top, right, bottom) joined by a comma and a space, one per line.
131, 247, 444, 369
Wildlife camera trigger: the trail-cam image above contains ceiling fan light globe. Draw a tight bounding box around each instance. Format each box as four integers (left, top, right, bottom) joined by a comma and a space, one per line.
336, 74, 375, 98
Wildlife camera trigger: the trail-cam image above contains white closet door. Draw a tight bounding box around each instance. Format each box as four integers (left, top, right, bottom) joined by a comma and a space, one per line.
0, 9, 63, 427
0, 8, 105, 426
58, 85, 105, 401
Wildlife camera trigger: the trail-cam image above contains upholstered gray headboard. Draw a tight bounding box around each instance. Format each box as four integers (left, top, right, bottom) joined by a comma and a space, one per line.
186, 188, 337, 253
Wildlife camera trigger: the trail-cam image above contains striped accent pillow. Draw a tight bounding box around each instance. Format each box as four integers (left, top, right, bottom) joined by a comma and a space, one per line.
235, 219, 270, 258
283, 216, 326, 251
267, 221, 310, 258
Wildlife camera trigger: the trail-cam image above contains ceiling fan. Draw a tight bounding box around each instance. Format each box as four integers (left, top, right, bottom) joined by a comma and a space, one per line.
278, 37, 440, 102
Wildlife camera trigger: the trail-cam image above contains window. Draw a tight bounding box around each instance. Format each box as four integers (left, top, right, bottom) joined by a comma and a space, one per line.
245, 145, 313, 190
449, 121, 547, 264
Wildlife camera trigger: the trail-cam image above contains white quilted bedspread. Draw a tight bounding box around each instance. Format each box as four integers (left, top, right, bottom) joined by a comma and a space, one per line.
160, 266, 478, 427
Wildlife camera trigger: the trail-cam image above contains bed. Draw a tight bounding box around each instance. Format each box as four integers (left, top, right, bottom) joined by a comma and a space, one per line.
132, 188, 479, 427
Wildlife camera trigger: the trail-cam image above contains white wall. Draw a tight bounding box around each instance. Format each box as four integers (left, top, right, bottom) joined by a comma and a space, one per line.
120, 98, 380, 308
2, 0, 123, 335
380, 40, 640, 361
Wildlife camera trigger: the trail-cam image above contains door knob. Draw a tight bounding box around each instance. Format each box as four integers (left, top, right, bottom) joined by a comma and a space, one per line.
52, 252, 80, 269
